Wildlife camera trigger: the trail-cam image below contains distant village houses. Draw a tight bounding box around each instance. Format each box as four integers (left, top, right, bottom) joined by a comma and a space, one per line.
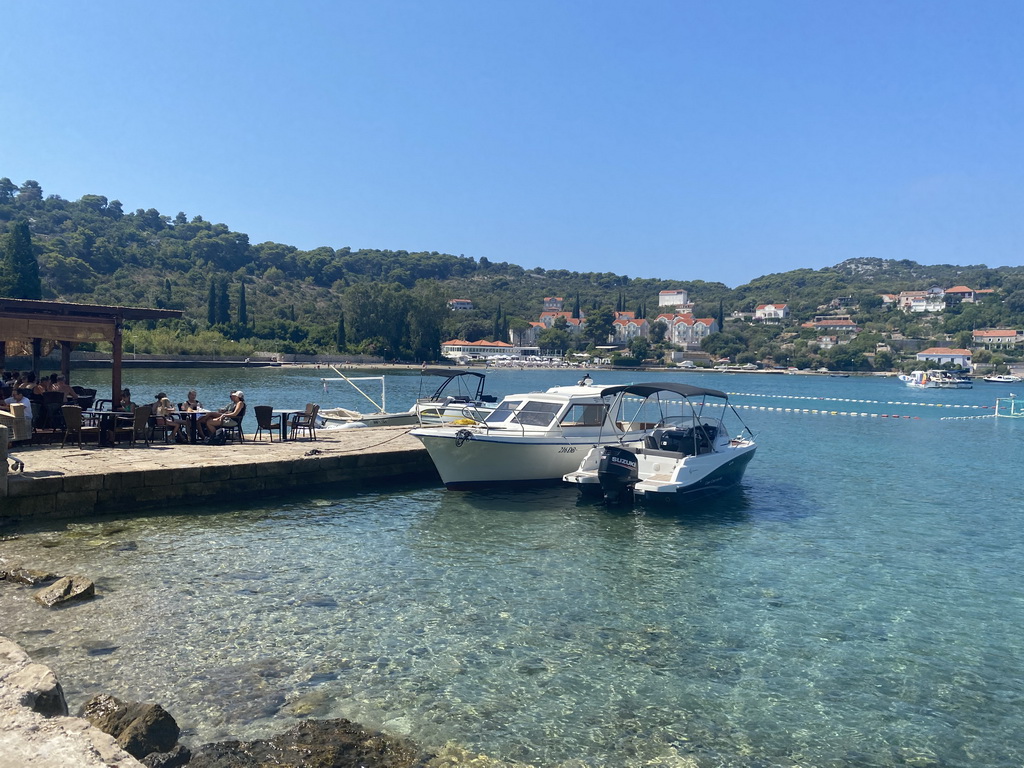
652, 312, 719, 349
447, 298, 474, 311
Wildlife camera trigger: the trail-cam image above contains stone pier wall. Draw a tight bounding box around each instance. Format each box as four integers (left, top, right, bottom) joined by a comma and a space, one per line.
1, 429, 439, 522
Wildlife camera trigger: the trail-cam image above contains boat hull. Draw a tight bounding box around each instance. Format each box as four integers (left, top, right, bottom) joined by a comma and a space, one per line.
413, 430, 617, 488
566, 443, 756, 504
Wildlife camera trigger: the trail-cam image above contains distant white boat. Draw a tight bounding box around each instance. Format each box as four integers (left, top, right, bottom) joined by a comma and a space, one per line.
898, 370, 972, 389
982, 375, 1021, 383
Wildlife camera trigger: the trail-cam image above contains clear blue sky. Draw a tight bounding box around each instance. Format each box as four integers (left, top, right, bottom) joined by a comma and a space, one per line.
2, 1, 1022, 287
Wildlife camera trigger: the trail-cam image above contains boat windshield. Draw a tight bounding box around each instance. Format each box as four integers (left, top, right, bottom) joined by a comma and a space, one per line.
484, 400, 522, 424
513, 401, 563, 427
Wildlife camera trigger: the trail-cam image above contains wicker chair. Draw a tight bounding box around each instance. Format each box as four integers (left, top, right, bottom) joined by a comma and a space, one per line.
113, 405, 152, 447
0, 402, 32, 443
253, 405, 282, 442
61, 405, 101, 448
289, 404, 320, 441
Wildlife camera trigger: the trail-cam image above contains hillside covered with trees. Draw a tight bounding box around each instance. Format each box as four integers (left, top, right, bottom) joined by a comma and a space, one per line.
2, 176, 1024, 369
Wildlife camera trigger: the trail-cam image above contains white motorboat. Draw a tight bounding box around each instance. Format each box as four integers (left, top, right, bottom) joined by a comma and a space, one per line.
982, 374, 1021, 383
898, 370, 972, 389
563, 383, 756, 504
318, 369, 420, 428
320, 367, 499, 428
410, 379, 649, 488
412, 368, 497, 424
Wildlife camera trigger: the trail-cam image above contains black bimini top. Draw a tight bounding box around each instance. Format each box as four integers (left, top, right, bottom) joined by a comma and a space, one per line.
599, 382, 729, 400
421, 367, 486, 380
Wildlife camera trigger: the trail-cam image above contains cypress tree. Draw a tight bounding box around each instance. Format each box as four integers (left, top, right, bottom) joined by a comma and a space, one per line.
572, 292, 580, 319
207, 279, 217, 326
217, 279, 230, 325
237, 282, 248, 327
336, 312, 346, 352
2, 220, 41, 299
717, 299, 725, 330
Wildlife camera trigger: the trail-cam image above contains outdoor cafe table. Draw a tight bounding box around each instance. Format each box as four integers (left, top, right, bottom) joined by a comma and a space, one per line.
272, 409, 304, 441
174, 409, 208, 444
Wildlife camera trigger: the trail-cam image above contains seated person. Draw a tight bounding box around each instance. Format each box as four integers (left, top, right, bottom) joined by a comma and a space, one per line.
118, 388, 137, 412
50, 374, 78, 402
4, 388, 34, 424
197, 391, 246, 439
181, 389, 203, 412
153, 394, 185, 443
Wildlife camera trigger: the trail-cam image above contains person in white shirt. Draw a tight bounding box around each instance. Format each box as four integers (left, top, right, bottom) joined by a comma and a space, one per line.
4, 389, 33, 422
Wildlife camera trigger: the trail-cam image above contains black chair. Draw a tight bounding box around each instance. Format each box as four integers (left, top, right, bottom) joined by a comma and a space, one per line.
253, 405, 282, 442
73, 386, 97, 411
40, 392, 67, 430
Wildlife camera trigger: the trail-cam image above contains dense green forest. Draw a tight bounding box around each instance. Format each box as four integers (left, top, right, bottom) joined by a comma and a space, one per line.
2, 176, 1024, 368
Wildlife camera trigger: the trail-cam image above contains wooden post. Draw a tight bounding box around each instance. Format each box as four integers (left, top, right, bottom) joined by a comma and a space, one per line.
112, 321, 123, 406
0, 341, 6, 374
31, 338, 41, 378
61, 341, 72, 383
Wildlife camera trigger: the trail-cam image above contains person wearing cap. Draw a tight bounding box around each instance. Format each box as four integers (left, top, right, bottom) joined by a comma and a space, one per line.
197, 390, 246, 439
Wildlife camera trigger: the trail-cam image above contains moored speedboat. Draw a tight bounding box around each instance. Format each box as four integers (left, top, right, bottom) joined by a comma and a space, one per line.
410, 380, 648, 488
982, 374, 1022, 383
563, 383, 756, 505
412, 367, 498, 424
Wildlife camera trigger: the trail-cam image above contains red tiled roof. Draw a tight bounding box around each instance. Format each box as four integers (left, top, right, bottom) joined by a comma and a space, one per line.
945, 286, 973, 293
973, 329, 1018, 337
918, 347, 972, 355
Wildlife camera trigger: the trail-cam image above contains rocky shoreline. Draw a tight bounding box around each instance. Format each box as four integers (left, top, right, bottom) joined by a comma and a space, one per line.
0, 550, 524, 768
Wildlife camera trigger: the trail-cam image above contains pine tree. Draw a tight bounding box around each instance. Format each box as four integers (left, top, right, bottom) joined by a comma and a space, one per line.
1, 220, 41, 299
237, 282, 247, 327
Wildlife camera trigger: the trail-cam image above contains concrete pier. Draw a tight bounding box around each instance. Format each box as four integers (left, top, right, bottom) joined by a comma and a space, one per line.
0, 427, 438, 522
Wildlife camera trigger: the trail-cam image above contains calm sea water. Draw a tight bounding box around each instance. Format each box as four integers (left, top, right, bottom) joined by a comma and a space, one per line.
2, 367, 1023, 767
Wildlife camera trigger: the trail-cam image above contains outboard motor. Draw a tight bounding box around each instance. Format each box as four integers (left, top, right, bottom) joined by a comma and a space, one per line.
598, 445, 639, 504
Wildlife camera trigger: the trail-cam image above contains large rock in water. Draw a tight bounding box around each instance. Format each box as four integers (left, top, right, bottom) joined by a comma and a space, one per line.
34, 575, 95, 607
0, 636, 69, 717
81, 694, 181, 759
188, 718, 427, 768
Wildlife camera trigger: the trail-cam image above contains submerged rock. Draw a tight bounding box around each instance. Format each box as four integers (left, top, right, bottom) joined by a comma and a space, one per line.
188, 718, 428, 768
3, 565, 60, 585
81, 694, 181, 759
34, 575, 96, 607
141, 744, 192, 768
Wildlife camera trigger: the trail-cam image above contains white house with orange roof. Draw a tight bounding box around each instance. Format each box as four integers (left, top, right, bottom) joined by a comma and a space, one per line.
612, 312, 649, 342
447, 298, 474, 311
441, 338, 527, 360
652, 313, 719, 350
972, 329, 1020, 349
543, 297, 564, 312
897, 289, 945, 312
754, 303, 789, 322
916, 347, 972, 370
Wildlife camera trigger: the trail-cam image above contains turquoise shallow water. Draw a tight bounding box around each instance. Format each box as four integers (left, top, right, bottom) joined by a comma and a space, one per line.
2, 368, 1023, 767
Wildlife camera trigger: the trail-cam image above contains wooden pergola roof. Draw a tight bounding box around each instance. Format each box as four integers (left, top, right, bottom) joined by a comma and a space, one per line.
0, 298, 183, 403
